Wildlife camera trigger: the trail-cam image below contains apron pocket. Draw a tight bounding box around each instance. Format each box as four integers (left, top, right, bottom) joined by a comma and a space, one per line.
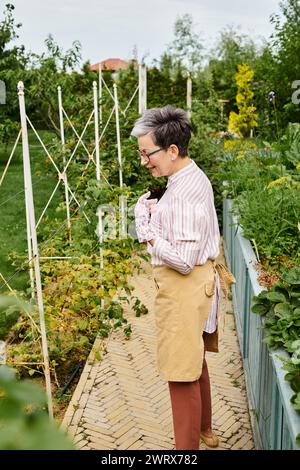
205, 280, 215, 297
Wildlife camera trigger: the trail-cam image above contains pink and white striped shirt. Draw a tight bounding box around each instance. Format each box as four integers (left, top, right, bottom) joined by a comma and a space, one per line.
148, 159, 220, 333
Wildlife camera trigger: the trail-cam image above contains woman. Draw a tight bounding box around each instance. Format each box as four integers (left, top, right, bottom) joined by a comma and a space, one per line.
132, 105, 232, 451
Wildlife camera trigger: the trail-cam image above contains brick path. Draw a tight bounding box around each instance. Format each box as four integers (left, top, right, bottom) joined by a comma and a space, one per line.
62, 245, 254, 450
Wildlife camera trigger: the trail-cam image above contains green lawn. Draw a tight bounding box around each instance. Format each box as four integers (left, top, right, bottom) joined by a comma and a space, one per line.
0, 129, 65, 293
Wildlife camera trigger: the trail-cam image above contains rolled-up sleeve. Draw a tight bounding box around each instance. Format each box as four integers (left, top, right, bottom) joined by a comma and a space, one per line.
151, 196, 209, 275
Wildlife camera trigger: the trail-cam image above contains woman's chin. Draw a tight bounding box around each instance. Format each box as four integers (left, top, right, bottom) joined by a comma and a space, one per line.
149, 167, 158, 176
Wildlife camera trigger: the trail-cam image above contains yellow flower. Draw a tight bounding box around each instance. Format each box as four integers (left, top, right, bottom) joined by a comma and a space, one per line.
224, 138, 257, 153
267, 176, 291, 189
224, 139, 240, 151
247, 142, 257, 149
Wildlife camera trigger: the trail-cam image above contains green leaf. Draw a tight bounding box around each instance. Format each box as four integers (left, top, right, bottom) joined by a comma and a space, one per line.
291, 340, 300, 350
251, 303, 270, 315
94, 350, 102, 361
266, 292, 287, 303
7, 380, 46, 405
78, 319, 88, 331
79, 335, 89, 346
291, 393, 300, 412
0, 366, 16, 383
0, 296, 31, 313
274, 302, 293, 317
290, 291, 300, 299
281, 267, 300, 285
254, 291, 269, 301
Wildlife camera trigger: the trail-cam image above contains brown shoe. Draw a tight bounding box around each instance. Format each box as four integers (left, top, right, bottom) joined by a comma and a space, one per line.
200, 429, 219, 448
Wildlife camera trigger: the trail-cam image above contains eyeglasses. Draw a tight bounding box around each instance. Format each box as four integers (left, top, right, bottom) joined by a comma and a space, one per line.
137, 148, 163, 163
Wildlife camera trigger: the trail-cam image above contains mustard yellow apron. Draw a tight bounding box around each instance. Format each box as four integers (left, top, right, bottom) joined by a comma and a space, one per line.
153, 260, 217, 382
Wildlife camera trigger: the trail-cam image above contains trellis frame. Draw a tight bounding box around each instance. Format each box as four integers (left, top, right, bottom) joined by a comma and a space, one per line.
18, 81, 53, 418
0, 66, 148, 416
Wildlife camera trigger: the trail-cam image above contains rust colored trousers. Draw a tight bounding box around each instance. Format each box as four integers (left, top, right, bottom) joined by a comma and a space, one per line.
168, 357, 212, 450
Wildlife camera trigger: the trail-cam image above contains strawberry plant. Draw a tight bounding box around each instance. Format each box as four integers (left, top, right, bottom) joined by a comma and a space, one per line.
252, 265, 300, 413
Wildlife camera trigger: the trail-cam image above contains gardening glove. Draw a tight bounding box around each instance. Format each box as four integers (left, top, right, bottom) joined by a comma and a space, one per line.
134, 191, 158, 219
134, 191, 158, 243
135, 216, 157, 243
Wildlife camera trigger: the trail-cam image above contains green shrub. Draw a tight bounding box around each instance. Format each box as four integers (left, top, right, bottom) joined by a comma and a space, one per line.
0, 366, 74, 449
252, 266, 300, 414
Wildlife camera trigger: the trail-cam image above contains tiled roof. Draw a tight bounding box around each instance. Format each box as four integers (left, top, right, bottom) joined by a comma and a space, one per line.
90, 58, 129, 71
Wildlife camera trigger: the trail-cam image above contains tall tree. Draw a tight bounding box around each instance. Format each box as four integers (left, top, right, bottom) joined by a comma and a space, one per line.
0, 3, 27, 148
269, 0, 300, 126
167, 14, 204, 75
0, 3, 25, 70
207, 27, 257, 105
228, 64, 258, 137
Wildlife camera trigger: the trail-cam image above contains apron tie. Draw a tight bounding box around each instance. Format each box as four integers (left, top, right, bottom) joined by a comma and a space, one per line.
213, 262, 236, 298
211, 261, 236, 336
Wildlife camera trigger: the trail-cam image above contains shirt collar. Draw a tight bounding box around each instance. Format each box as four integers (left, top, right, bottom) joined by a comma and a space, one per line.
166, 159, 196, 188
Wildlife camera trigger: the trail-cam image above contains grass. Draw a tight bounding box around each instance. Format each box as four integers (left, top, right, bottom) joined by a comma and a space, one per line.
0, 129, 65, 294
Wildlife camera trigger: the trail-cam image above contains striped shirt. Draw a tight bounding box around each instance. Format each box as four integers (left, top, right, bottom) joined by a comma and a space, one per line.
148, 159, 220, 333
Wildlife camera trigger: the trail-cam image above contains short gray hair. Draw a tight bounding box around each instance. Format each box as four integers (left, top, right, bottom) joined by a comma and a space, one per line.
131, 105, 192, 157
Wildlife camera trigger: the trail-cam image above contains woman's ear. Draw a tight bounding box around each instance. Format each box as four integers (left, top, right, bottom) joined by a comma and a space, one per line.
169, 144, 179, 160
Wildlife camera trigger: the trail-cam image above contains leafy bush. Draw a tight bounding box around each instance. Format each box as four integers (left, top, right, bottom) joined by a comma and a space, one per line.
284, 340, 300, 414
275, 122, 300, 169
219, 122, 300, 270
220, 143, 284, 199
0, 295, 30, 340
252, 266, 300, 414
6, 254, 143, 382
252, 266, 300, 350
0, 365, 74, 449
235, 177, 300, 263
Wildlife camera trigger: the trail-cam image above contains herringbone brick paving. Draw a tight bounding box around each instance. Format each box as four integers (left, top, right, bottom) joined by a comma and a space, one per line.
62, 245, 255, 450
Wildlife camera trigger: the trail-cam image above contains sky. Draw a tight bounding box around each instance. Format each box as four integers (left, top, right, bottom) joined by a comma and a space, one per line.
6, 0, 282, 66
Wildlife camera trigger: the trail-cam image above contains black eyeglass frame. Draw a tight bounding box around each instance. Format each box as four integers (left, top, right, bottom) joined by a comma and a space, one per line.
137, 147, 164, 161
